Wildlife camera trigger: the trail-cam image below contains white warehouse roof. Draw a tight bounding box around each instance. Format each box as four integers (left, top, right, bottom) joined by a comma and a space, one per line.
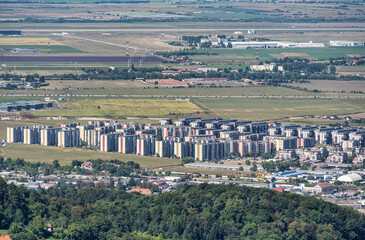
337, 174, 362, 182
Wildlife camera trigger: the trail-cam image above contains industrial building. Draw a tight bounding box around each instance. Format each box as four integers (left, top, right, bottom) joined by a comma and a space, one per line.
329, 41, 364, 47
0, 101, 52, 112
223, 41, 324, 49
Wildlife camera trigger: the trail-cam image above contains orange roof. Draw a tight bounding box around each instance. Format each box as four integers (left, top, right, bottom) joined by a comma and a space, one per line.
0, 235, 12, 240
317, 182, 333, 188
131, 186, 153, 195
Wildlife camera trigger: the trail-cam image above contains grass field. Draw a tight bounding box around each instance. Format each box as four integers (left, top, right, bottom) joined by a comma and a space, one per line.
337, 66, 365, 72
32, 98, 202, 118
0, 45, 82, 53
0, 144, 180, 168
42, 80, 148, 90
288, 80, 365, 92
0, 37, 63, 45
8, 84, 321, 96
189, 47, 365, 61
193, 98, 364, 121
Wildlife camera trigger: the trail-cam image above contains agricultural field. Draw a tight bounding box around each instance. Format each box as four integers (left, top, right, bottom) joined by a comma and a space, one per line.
32, 98, 202, 118
336, 65, 365, 76
288, 80, 365, 93
0, 144, 180, 168
193, 98, 364, 121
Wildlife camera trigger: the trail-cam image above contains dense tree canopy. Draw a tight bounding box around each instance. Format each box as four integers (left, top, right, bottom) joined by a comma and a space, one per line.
1, 179, 364, 240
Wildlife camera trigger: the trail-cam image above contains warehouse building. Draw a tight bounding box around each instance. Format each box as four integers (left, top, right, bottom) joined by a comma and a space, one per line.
329, 41, 364, 47
0, 101, 52, 112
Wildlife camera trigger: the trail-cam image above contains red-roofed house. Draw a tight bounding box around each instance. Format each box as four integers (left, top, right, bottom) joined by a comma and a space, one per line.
0, 235, 12, 240
131, 186, 153, 195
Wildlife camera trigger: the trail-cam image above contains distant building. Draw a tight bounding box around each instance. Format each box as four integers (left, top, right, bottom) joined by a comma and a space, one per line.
250, 64, 283, 72
81, 162, 93, 170
248, 29, 256, 34
329, 41, 364, 47
337, 174, 362, 183
131, 186, 153, 195
313, 182, 334, 194
12, 48, 38, 53
0, 101, 52, 112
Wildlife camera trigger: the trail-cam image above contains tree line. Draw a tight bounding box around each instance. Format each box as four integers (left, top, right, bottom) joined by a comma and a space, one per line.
1, 180, 364, 240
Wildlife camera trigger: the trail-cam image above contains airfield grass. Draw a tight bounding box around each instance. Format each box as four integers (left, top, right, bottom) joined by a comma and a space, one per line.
0, 144, 179, 168
193, 98, 364, 121
0, 37, 63, 45
189, 46, 365, 61
42, 80, 148, 90
0, 96, 44, 103
8, 84, 320, 96
32, 98, 202, 118
284, 118, 365, 128
0, 45, 82, 53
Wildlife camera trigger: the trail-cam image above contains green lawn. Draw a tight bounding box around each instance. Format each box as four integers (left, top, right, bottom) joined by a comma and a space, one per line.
193, 98, 363, 121
0, 144, 179, 168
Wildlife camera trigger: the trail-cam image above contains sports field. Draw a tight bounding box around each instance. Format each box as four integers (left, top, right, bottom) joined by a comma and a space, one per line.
32, 98, 202, 118
193, 98, 364, 121
0, 144, 179, 168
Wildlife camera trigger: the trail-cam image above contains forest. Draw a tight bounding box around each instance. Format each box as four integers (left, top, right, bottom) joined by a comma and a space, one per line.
1, 179, 364, 240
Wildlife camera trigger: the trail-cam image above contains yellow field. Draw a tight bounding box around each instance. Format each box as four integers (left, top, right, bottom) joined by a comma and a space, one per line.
33, 98, 202, 118
0, 37, 64, 45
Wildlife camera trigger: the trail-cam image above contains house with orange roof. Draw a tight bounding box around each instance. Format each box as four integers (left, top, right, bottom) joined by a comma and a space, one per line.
131, 186, 153, 195
0, 235, 12, 240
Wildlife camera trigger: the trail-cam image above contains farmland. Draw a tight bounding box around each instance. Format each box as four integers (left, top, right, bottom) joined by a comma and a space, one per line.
32, 98, 202, 118
0, 144, 180, 168
288, 80, 365, 92
193, 98, 364, 121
